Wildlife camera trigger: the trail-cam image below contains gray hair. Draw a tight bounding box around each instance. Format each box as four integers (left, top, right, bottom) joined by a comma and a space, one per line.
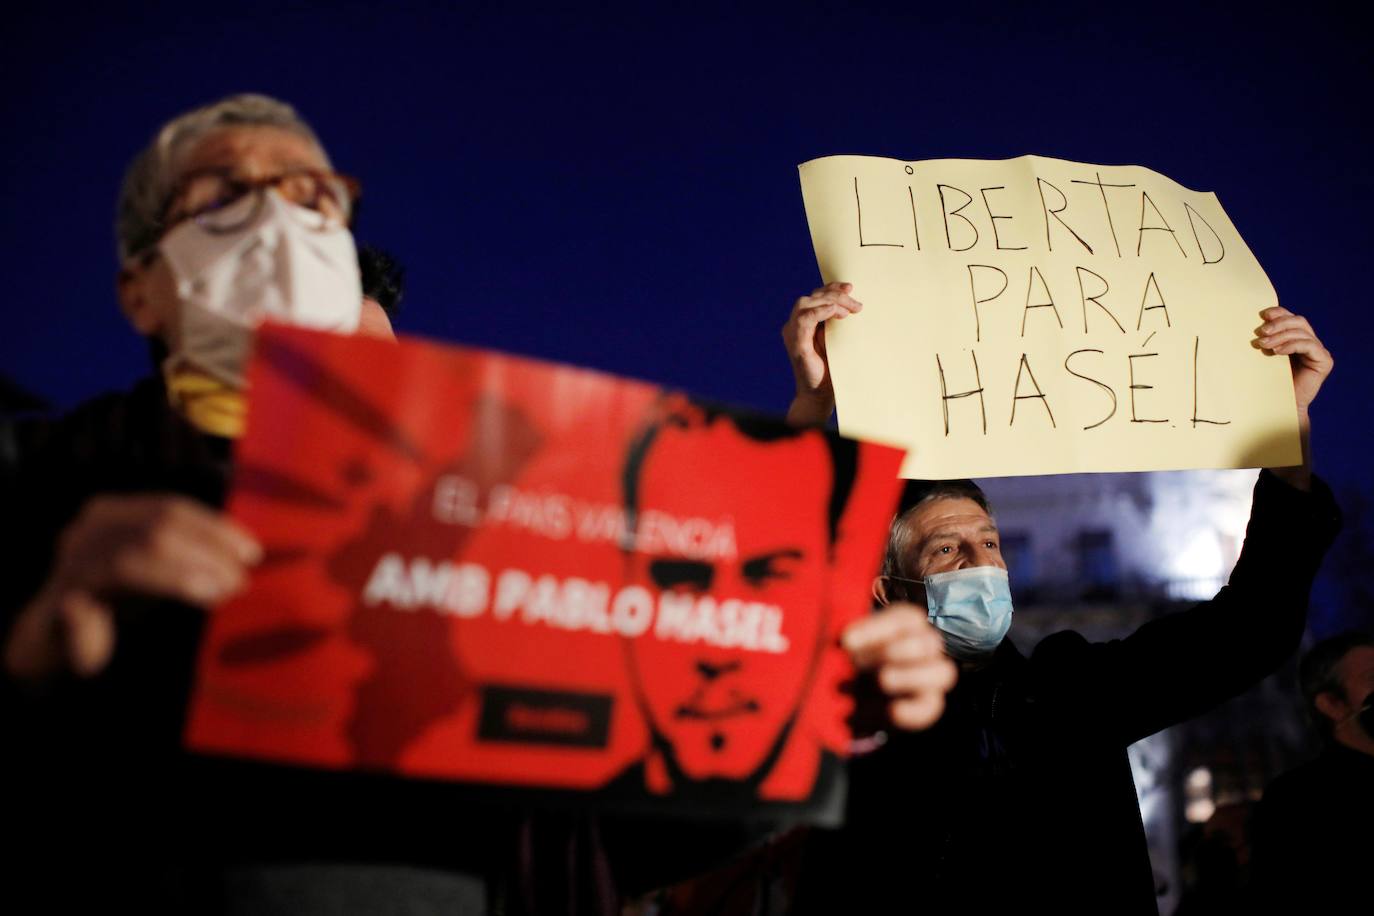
115, 93, 329, 260
879, 479, 994, 581
1299, 630, 1374, 741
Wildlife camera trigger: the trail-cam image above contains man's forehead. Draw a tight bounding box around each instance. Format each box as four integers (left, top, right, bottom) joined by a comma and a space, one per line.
1339, 646, 1374, 684
907, 497, 996, 540
174, 125, 328, 180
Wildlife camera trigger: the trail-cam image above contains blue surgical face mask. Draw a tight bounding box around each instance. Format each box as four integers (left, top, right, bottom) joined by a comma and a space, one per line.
887, 566, 1014, 661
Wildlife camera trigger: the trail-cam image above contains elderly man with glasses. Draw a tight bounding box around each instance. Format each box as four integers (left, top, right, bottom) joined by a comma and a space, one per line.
5, 95, 391, 684
1, 95, 956, 914
0, 94, 535, 914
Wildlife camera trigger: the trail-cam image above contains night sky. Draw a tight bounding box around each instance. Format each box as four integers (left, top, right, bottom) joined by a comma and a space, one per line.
5, 3, 1370, 629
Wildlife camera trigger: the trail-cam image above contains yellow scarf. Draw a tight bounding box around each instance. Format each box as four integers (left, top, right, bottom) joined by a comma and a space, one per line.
165, 368, 247, 439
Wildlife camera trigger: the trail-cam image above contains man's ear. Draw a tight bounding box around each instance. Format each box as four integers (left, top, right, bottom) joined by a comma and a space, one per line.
1314, 690, 1348, 724
871, 575, 891, 607
116, 260, 164, 336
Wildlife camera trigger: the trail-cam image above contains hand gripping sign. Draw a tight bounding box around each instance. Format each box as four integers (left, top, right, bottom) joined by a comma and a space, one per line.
799, 155, 1302, 479
185, 324, 904, 823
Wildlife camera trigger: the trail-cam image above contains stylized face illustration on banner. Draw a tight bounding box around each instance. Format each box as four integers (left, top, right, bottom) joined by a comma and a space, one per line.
625, 416, 834, 783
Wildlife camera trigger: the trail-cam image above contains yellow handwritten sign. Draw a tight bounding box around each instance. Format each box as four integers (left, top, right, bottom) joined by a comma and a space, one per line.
799, 155, 1302, 479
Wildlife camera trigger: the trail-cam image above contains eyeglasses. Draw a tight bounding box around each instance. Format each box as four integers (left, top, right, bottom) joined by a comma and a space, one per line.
160, 167, 361, 238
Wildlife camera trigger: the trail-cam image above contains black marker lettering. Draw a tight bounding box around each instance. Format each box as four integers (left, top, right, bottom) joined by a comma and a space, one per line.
1183, 202, 1225, 264
855, 177, 903, 248
908, 186, 922, 251
1071, 172, 1135, 257
1127, 352, 1168, 423
1136, 272, 1172, 331
1036, 177, 1094, 254
1136, 191, 1188, 258
979, 186, 1027, 251
1010, 353, 1056, 428
1192, 336, 1231, 426
937, 351, 987, 436
967, 265, 1008, 343
1064, 348, 1117, 430
1076, 266, 1125, 335
938, 184, 980, 252
1021, 265, 1064, 337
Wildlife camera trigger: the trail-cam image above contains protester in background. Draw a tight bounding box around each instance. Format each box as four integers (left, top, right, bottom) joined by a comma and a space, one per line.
1249, 631, 1374, 910
779, 280, 1340, 912
1174, 800, 1251, 915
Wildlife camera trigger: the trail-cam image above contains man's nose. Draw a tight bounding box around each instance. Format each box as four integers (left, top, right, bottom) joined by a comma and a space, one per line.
960, 545, 1001, 569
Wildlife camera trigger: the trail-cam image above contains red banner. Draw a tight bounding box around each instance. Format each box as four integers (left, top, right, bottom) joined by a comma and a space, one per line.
185, 324, 904, 821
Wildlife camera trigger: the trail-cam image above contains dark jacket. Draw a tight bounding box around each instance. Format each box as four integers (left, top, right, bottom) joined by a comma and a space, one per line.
1249, 743, 1374, 912
795, 469, 1340, 914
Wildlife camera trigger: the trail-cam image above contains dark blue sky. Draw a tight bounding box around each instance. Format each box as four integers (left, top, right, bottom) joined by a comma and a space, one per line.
5, 3, 1370, 626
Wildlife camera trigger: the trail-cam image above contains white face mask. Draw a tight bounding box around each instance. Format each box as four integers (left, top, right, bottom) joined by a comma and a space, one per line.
158, 191, 362, 388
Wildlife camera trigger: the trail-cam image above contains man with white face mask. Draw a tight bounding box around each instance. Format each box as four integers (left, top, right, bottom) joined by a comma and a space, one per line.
779, 282, 1342, 912
4, 96, 395, 681
117, 97, 383, 437
1, 97, 950, 915
0, 96, 538, 914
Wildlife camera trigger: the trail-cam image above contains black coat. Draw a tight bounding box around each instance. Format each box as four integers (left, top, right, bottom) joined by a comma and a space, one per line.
795, 470, 1340, 914
1249, 743, 1374, 912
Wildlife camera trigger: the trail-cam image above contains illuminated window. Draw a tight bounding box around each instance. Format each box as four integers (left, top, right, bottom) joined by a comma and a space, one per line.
1001, 531, 1033, 585
1184, 766, 1215, 824
1076, 529, 1118, 598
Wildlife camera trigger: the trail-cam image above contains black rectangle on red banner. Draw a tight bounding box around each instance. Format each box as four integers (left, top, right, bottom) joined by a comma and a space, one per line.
478, 685, 614, 749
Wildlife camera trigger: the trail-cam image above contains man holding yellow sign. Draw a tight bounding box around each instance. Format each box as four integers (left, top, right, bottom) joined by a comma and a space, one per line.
779, 155, 1340, 912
